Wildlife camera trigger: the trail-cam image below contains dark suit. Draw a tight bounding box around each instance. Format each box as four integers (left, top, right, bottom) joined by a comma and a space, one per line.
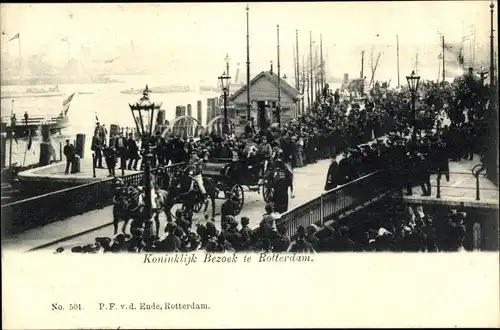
324, 161, 339, 191
127, 138, 140, 170
103, 146, 116, 176
91, 135, 103, 168
63, 144, 75, 174
114, 136, 128, 169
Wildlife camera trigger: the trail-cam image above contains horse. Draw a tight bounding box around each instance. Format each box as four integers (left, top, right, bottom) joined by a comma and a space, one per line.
113, 185, 170, 238
112, 186, 131, 235
164, 164, 217, 223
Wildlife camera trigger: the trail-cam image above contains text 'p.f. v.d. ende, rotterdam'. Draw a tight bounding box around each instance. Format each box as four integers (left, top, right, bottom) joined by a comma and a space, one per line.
142, 253, 314, 265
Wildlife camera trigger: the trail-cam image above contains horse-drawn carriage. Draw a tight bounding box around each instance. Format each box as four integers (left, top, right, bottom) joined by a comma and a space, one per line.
201, 157, 276, 215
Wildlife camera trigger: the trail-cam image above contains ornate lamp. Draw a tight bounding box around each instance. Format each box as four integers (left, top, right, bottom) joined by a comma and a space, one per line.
406, 71, 421, 143
406, 70, 421, 95
218, 71, 232, 134
129, 85, 162, 139
128, 85, 162, 226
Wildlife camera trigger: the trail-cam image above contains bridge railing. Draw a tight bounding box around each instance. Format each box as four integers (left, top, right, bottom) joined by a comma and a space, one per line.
434, 170, 496, 202
1, 162, 185, 237
278, 170, 393, 237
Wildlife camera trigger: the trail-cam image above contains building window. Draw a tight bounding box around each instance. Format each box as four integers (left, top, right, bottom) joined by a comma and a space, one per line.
272, 101, 277, 108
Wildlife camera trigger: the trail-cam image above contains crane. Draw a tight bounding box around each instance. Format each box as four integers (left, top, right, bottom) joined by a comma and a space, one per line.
369, 52, 382, 87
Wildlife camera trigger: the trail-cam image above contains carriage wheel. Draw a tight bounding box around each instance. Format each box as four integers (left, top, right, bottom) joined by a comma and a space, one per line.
263, 185, 274, 203
231, 184, 245, 215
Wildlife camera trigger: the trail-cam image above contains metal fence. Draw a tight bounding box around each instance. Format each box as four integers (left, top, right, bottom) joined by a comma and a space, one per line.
277, 170, 393, 237
1, 162, 185, 236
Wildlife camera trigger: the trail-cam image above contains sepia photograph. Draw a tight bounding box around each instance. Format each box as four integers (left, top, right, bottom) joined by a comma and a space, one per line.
1, 1, 499, 328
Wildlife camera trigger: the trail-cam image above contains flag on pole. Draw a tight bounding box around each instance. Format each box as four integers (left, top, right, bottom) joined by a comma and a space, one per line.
27, 129, 32, 150
63, 93, 76, 116
61, 37, 69, 42
9, 33, 19, 41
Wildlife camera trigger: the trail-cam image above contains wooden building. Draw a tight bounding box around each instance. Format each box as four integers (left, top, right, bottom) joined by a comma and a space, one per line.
228, 69, 302, 133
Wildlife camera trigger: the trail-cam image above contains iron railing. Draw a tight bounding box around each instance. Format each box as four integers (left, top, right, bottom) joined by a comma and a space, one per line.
430, 170, 496, 202
277, 170, 393, 237
1, 162, 185, 236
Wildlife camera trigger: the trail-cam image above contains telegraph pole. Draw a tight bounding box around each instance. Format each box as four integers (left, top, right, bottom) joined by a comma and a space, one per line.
442, 36, 446, 83
396, 35, 400, 87
276, 24, 281, 126
490, 1, 495, 85
309, 31, 314, 107
488, 0, 498, 185
246, 5, 251, 120
296, 30, 300, 91
320, 33, 324, 94
415, 53, 419, 75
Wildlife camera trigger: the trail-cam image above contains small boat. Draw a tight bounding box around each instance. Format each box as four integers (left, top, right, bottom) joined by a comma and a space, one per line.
120, 88, 143, 95
3, 114, 70, 138
199, 84, 219, 93
77, 91, 95, 95
149, 84, 193, 93
2, 93, 75, 137
1, 85, 65, 99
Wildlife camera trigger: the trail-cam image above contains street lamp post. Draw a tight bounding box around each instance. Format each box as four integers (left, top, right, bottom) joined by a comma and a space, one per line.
128, 85, 162, 229
218, 71, 231, 135
406, 70, 421, 143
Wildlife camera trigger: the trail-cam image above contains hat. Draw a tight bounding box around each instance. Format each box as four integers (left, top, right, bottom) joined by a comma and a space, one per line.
240, 216, 250, 226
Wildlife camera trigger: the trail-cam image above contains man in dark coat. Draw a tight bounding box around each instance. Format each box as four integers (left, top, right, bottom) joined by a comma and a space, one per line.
324, 159, 339, 191
244, 117, 256, 138
272, 161, 294, 214
91, 132, 104, 168
114, 132, 128, 170
288, 226, 315, 252
220, 192, 238, 222
103, 145, 116, 177
239, 217, 253, 249
416, 152, 431, 196
63, 139, 75, 175
271, 223, 290, 252
127, 133, 140, 170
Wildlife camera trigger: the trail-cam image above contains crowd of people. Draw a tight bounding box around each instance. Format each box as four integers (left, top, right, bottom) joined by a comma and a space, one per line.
58, 201, 469, 253
60, 70, 492, 254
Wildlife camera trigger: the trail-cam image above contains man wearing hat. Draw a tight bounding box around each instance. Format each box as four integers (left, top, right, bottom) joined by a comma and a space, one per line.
288, 226, 314, 252
102, 143, 116, 177
220, 191, 237, 222
91, 131, 104, 169
63, 139, 75, 175
114, 131, 128, 170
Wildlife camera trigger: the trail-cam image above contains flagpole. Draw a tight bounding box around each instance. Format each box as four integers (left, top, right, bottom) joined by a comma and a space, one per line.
9, 100, 14, 168
22, 130, 30, 167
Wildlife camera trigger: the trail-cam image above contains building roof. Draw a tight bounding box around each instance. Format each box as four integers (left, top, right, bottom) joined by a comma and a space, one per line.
229, 70, 302, 102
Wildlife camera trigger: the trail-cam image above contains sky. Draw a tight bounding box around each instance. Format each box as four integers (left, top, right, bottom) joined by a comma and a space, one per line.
0, 1, 497, 83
